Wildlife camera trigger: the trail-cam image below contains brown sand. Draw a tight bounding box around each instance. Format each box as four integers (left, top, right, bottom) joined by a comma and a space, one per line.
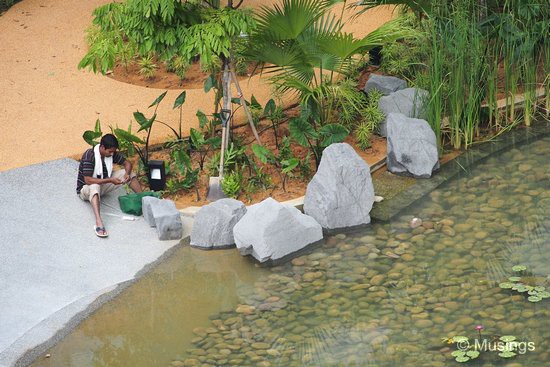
0, 0, 395, 172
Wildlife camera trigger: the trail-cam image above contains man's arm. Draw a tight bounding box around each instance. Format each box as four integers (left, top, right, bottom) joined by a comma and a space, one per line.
84, 176, 122, 185
122, 160, 133, 183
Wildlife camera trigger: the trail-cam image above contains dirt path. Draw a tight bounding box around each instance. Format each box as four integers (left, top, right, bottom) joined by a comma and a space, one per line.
0, 0, 394, 172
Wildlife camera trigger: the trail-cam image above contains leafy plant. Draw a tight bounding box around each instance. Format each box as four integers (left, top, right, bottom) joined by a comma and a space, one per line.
83, 119, 103, 146
354, 123, 372, 150
78, 0, 257, 120
289, 108, 349, 168
189, 127, 221, 171
165, 168, 200, 200
221, 168, 243, 198
263, 98, 286, 149
252, 137, 300, 192
137, 55, 157, 79
169, 56, 191, 81
245, 0, 410, 162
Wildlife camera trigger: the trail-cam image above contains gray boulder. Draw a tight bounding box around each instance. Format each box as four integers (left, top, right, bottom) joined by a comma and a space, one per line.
364, 74, 407, 95
386, 113, 439, 178
142, 196, 161, 227
190, 198, 246, 249
303, 143, 375, 230
150, 199, 183, 240
233, 198, 323, 263
378, 87, 429, 137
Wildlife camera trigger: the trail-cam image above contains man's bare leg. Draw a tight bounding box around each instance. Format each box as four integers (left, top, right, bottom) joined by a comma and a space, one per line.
90, 193, 106, 233
128, 176, 143, 193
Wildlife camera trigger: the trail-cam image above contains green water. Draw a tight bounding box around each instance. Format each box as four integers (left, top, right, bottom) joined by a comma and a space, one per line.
32, 136, 549, 367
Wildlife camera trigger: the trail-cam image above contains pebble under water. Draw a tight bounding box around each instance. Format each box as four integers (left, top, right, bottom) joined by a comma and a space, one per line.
32, 136, 549, 367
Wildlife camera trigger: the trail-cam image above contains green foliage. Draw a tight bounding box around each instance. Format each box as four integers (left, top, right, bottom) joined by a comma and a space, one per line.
289, 109, 349, 167
246, 163, 273, 193
82, 119, 103, 146
207, 142, 247, 176
79, 1, 256, 76
354, 123, 372, 150
168, 56, 190, 81
138, 55, 157, 78
251, 136, 302, 192
221, 168, 243, 199
165, 168, 199, 199
246, 0, 412, 148
406, 0, 549, 150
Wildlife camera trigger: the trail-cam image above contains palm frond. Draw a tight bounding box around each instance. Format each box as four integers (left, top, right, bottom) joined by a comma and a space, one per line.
255, 0, 333, 40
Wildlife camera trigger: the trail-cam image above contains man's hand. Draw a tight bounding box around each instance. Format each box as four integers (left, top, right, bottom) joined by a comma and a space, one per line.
110, 177, 124, 185
123, 173, 130, 183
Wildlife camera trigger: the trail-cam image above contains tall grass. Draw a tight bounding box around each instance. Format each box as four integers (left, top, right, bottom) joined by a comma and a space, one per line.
418, 0, 547, 150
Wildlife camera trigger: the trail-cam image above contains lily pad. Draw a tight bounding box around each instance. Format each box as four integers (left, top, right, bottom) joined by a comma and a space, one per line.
466, 350, 480, 358
455, 356, 470, 362
528, 295, 542, 302
498, 351, 517, 358
452, 350, 466, 357
539, 291, 550, 298
499, 282, 514, 289
508, 276, 521, 282
500, 335, 516, 342
534, 286, 545, 292
452, 336, 469, 343
512, 265, 527, 272
527, 290, 539, 296
516, 286, 529, 293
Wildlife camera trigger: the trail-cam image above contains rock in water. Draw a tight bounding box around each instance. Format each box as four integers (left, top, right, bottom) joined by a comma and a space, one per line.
150, 199, 183, 241
386, 113, 439, 178
190, 198, 246, 249
378, 87, 429, 137
364, 74, 407, 96
233, 198, 323, 263
303, 143, 375, 230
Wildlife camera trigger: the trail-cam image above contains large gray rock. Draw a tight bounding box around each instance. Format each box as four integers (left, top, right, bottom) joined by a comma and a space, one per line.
364, 74, 407, 95
142, 196, 161, 227
190, 198, 246, 249
378, 87, 429, 137
150, 199, 183, 240
386, 113, 439, 178
233, 198, 323, 263
303, 143, 375, 230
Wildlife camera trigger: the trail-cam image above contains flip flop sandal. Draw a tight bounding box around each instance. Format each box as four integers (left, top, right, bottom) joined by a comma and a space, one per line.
94, 226, 108, 238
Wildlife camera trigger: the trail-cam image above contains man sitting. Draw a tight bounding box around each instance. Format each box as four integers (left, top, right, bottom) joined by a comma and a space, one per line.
76, 134, 142, 237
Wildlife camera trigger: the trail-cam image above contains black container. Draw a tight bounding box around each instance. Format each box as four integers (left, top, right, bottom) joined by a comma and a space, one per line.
369, 46, 383, 67
147, 160, 166, 191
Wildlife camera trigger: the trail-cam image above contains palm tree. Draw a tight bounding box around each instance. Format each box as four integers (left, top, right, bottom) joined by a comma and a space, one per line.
246, 0, 411, 166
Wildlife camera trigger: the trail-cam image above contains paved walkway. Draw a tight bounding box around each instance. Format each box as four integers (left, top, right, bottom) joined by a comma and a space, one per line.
0, 159, 191, 366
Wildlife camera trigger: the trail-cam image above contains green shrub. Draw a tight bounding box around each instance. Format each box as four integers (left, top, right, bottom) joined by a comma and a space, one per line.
354, 123, 372, 150
221, 169, 243, 199
138, 56, 157, 79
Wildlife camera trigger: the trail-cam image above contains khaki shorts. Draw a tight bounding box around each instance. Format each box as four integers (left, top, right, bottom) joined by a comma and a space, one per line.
79, 169, 136, 201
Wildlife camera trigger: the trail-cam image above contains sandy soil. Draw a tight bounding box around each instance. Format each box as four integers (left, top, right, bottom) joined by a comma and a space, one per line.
0, 0, 395, 172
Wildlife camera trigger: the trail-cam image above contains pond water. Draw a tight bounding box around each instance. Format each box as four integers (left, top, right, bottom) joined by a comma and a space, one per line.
32, 136, 549, 367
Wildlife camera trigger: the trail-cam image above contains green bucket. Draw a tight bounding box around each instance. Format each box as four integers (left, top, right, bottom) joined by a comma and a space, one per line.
118, 191, 161, 216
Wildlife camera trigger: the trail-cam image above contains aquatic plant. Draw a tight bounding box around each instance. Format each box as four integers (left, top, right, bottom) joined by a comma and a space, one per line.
475, 325, 483, 340
449, 336, 479, 363
498, 351, 517, 358
499, 266, 549, 304
512, 265, 527, 272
